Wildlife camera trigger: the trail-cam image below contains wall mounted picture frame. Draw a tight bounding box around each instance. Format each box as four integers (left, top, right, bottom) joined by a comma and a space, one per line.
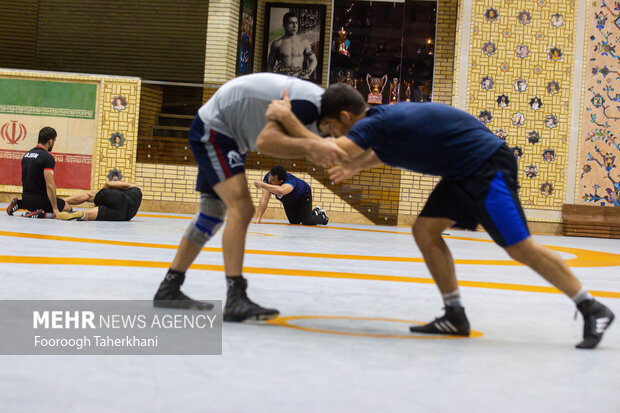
262, 3, 326, 84
236, 0, 258, 75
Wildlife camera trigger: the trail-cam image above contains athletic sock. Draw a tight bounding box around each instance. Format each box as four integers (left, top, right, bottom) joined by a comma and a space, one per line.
442, 290, 462, 307
571, 288, 593, 305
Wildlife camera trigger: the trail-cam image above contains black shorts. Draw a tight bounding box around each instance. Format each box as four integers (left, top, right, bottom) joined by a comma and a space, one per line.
21, 192, 66, 213
94, 188, 141, 221
189, 116, 246, 199
419, 144, 530, 247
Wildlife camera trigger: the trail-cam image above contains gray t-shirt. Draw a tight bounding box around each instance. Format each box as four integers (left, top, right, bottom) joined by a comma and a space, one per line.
197, 73, 323, 153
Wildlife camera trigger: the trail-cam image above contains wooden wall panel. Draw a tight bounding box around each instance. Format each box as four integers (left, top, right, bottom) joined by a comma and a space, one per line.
0, 0, 38, 69
33, 0, 209, 82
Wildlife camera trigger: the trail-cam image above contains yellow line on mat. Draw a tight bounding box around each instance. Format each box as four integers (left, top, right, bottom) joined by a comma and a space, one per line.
1, 230, 618, 267
0, 255, 618, 298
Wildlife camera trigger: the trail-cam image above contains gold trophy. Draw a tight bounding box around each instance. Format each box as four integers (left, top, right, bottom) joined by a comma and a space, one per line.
403, 80, 412, 102
366, 74, 388, 104
389, 78, 400, 104
345, 71, 354, 87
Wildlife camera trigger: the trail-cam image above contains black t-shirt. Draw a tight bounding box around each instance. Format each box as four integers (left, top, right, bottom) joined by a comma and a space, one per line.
21, 146, 55, 195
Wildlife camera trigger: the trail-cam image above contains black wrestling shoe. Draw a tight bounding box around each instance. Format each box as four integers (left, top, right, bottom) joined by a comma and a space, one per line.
320, 211, 329, 225
22, 209, 45, 218
153, 271, 213, 310
576, 299, 614, 349
224, 277, 279, 322
410, 306, 471, 336
6, 198, 20, 216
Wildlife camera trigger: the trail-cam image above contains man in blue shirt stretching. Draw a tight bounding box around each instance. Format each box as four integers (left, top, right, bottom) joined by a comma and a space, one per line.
254, 165, 328, 225
263, 83, 614, 349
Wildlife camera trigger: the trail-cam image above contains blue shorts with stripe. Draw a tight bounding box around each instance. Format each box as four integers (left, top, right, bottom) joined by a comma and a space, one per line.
419, 144, 530, 247
188, 116, 247, 198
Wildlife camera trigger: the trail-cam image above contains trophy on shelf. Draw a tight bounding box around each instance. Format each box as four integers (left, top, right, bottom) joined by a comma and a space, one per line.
353, 77, 361, 90
337, 70, 347, 83
403, 80, 412, 102
345, 71, 355, 87
336, 27, 350, 56
389, 78, 400, 104
366, 73, 388, 104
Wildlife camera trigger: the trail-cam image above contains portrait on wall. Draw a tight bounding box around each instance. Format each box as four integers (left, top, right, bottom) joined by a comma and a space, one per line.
546, 81, 561, 95
548, 47, 563, 62
109, 132, 125, 149
495, 128, 508, 141
527, 130, 541, 144
540, 182, 554, 196
512, 112, 526, 127
512, 146, 524, 159
481, 76, 494, 91
482, 42, 497, 57
515, 44, 530, 59
514, 78, 528, 92
529, 96, 543, 111
550, 13, 564, 28
525, 164, 538, 178
478, 110, 493, 124
111, 96, 127, 112
517, 11, 531, 25
484, 8, 499, 22
497, 94, 510, 108
236, 0, 258, 75
542, 148, 556, 162
262, 3, 326, 84
545, 114, 559, 129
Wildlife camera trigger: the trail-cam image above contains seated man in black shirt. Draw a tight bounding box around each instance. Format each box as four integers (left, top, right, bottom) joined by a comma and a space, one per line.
57, 169, 143, 221
6, 127, 74, 218
254, 165, 328, 225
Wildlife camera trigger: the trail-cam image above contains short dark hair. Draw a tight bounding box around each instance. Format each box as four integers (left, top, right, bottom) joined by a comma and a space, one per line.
320, 83, 367, 121
283, 12, 297, 26
38, 127, 57, 144
270, 165, 287, 182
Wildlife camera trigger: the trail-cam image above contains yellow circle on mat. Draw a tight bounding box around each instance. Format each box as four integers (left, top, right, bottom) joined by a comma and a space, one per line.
265, 315, 484, 339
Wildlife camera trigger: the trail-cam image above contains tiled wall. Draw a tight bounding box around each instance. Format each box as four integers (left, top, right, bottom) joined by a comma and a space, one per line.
576, 0, 620, 207
466, 0, 577, 210
0, 69, 140, 197
94, 78, 141, 189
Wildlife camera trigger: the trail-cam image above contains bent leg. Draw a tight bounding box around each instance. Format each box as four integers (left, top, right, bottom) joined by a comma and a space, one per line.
283, 204, 302, 224
170, 194, 227, 272
64, 191, 96, 205
299, 193, 323, 226
213, 173, 255, 276
412, 216, 459, 294
410, 216, 471, 336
